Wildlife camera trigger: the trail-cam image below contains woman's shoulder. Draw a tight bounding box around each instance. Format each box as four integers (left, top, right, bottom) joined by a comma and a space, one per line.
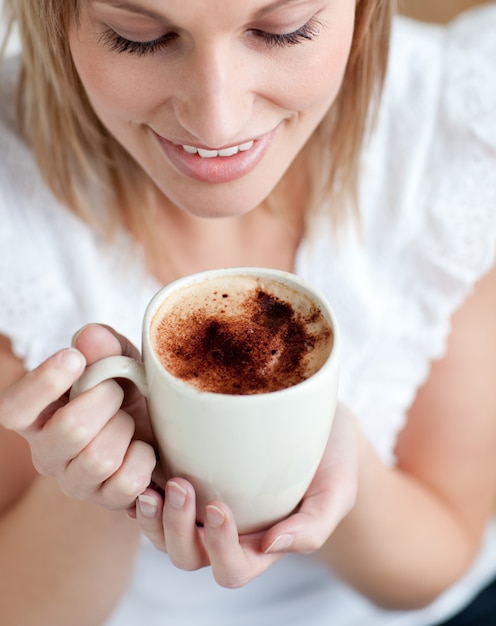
0, 55, 44, 228
363, 6, 496, 273
437, 4, 496, 155
384, 6, 496, 154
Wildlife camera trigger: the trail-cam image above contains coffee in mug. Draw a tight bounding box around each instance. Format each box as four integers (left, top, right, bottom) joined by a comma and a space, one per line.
151, 273, 333, 395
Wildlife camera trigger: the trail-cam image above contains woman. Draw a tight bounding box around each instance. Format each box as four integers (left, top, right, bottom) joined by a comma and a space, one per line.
0, 1, 495, 624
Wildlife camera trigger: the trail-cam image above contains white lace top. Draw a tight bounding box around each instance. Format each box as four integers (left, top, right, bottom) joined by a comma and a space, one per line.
1, 7, 496, 626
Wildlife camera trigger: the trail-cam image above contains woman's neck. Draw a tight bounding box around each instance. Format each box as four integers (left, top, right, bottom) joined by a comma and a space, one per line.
141, 172, 308, 285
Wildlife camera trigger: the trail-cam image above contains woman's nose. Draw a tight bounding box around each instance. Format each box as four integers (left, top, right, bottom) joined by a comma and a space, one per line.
172, 42, 254, 148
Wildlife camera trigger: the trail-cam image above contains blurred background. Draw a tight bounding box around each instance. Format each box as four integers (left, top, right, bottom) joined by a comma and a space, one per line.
400, 0, 492, 22
0, 1, 493, 56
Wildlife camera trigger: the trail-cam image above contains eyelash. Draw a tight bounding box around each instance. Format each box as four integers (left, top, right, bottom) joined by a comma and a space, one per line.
100, 17, 321, 56
100, 30, 177, 56
253, 17, 321, 48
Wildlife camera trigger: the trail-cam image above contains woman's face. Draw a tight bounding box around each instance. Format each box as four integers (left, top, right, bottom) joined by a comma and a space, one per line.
70, 0, 356, 218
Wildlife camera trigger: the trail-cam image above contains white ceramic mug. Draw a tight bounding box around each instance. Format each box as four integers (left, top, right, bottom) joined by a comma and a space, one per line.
71, 268, 340, 533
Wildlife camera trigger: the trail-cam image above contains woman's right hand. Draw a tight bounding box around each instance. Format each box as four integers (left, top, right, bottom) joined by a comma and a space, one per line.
0, 324, 157, 510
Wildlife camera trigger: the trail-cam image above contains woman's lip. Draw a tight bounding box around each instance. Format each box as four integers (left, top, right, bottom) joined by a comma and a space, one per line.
153, 129, 276, 184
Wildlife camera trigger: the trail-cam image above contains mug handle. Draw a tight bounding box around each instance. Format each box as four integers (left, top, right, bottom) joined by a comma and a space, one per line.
69, 355, 149, 400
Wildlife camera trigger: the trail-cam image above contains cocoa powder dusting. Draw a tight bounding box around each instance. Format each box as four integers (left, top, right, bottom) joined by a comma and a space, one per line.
154, 287, 331, 395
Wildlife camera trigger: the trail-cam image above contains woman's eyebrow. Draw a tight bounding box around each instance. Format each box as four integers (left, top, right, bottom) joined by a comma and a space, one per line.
93, 1, 165, 19
254, 0, 312, 19
93, 0, 310, 21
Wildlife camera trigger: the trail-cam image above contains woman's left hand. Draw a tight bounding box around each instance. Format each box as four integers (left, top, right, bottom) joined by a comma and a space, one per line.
133, 402, 358, 587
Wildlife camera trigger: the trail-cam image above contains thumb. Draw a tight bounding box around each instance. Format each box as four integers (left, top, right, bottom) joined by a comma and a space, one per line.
72, 324, 152, 441
72, 323, 141, 364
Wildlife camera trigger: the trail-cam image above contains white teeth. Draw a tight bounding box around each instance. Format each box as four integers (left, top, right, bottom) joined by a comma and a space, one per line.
197, 148, 218, 158
182, 145, 197, 154
239, 141, 254, 151
182, 140, 254, 158
218, 146, 239, 157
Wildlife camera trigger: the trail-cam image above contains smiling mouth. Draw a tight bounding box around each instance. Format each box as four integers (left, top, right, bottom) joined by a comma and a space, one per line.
154, 129, 275, 184
182, 141, 255, 158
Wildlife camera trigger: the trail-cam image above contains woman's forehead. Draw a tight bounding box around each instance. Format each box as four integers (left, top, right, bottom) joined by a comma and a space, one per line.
84, 0, 326, 20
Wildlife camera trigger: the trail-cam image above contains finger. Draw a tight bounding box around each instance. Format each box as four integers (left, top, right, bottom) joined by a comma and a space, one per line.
61, 406, 135, 499
136, 488, 166, 551
202, 502, 279, 588
72, 324, 141, 363
261, 510, 328, 556
33, 380, 125, 475
72, 324, 151, 441
0, 348, 86, 433
98, 439, 157, 509
261, 478, 352, 556
162, 478, 209, 571
260, 481, 344, 555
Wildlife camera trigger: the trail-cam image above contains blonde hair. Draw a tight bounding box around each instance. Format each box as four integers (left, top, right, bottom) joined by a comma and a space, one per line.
305, 0, 394, 227
2, 0, 394, 242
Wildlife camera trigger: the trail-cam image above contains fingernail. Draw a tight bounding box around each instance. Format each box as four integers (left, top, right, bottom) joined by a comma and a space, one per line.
59, 348, 86, 373
205, 505, 226, 528
265, 533, 295, 554
138, 494, 159, 518
166, 481, 187, 509
71, 325, 90, 347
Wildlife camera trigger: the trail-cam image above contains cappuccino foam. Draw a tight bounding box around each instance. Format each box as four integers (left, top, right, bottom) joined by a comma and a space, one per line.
151, 275, 333, 395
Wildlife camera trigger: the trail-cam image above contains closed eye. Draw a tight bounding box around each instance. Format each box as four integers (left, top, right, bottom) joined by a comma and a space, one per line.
99, 29, 178, 56
250, 16, 322, 48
